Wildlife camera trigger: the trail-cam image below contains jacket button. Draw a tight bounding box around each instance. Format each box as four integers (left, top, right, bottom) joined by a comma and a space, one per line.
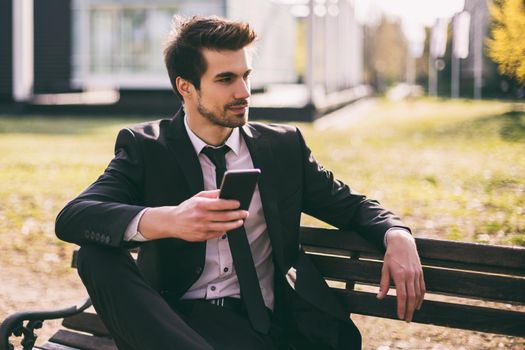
105, 236, 110, 244
194, 267, 203, 275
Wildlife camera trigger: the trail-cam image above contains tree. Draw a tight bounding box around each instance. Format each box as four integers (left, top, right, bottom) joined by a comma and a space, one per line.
487, 0, 525, 85
363, 17, 408, 91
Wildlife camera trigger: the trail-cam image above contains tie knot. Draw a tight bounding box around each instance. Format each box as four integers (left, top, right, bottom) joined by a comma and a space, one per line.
201, 145, 230, 169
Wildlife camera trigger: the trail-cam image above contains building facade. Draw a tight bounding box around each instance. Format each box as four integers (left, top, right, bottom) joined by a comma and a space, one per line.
1, 0, 364, 119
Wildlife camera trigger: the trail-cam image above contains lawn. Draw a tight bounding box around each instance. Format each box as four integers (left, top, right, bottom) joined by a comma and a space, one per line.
0, 99, 525, 269
0, 98, 524, 349
300, 98, 525, 246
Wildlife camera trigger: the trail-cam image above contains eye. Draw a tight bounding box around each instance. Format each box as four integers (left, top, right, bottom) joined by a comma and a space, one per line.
217, 76, 233, 83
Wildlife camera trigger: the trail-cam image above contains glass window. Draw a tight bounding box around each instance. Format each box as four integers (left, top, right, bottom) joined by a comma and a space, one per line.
72, 0, 226, 88
90, 6, 176, 74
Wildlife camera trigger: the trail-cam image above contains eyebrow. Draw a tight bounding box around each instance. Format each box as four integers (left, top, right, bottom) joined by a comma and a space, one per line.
214, 69, 252, 80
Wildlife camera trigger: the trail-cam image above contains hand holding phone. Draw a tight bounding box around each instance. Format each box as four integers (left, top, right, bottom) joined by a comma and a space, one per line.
219, 169, 261, 210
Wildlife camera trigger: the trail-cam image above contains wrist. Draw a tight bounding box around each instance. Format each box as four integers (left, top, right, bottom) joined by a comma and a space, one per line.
139, 206, 177, 239
385, 229, 414, 247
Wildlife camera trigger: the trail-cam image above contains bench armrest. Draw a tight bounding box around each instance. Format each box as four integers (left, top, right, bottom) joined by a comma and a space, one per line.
0, 297, 92, 350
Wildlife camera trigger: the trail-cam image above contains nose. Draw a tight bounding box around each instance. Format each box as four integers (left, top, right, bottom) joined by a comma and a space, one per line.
234, 78, 251, 100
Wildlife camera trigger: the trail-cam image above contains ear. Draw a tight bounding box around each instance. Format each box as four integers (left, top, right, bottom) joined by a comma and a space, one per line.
175, 77, 194, 99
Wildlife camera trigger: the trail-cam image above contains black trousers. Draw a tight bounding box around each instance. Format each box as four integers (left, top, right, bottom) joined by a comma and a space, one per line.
77, 245, 361, 350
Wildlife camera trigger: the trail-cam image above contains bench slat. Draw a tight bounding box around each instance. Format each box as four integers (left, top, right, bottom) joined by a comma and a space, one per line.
335, 289, 525, 337
310, 254, 525, 304
417, 238, 525, 274
62, 312, 110, 337
49, 330, 117, 350
36, 342, 83, 350
305, 245, 525, 277
301, 227, 525, 275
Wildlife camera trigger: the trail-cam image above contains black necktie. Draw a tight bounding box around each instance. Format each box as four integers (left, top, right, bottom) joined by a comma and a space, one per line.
201, 146, 270, 334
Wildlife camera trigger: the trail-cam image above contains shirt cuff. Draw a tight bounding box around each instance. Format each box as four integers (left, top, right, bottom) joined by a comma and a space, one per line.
384, 227, 412, 248
123, 208, 149, 242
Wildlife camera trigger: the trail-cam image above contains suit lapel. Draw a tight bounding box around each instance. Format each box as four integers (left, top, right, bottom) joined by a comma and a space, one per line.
166, 109, 204, 196
241, 124, 286, 271
163, 109, 206, 290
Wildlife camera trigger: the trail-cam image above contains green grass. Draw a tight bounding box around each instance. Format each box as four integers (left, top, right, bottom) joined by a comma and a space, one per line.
0, 117, 147, 274
0, 98, 524, 276
299, 98, 525, 245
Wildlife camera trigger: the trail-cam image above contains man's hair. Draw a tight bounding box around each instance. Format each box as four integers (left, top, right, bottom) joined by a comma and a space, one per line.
164, 16, 257, 100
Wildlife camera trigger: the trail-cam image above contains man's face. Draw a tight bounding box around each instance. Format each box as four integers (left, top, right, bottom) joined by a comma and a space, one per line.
193, 48, 252, 128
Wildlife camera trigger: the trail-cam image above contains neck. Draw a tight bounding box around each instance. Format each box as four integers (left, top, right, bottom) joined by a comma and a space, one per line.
185, 110, 232, 146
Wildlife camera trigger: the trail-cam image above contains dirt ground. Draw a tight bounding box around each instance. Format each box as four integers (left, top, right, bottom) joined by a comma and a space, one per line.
1, 261, 524, 350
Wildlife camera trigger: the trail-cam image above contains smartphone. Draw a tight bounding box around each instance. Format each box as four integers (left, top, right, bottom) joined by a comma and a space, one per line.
219, 169, 261, 210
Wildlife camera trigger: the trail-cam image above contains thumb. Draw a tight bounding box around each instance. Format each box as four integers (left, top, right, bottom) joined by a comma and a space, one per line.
377, 266, 390, 300
195, 190, 220, 199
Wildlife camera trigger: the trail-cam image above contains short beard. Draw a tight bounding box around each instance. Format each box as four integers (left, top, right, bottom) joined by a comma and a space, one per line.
196, 92, 248, 128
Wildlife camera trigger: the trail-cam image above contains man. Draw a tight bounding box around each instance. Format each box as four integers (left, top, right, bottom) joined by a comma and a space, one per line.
56, 16, 425, 350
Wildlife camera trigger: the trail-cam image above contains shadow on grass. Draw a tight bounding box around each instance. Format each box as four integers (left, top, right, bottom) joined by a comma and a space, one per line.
422, 110, 525, 143
500, 111, 525, 142
0, 115, 154, 135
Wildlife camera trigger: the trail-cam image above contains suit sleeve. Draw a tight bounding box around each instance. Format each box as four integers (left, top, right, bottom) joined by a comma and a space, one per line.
55, 128, 147, 248
297, 127, 410, 249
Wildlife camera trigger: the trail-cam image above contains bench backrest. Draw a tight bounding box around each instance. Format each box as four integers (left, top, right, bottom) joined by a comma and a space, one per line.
300, 227, 525, 337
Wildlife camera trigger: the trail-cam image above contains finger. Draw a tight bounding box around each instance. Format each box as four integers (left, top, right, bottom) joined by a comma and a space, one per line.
206, 219, 245, 233
195, 189, 220, 198
405, 279, 417, 322
396, 282, 407, 320
208, 210, 249, 222
204, 198, 241, 211
377, 266, 391, 299
418, 272, 426, 310
414, 272, 422, 311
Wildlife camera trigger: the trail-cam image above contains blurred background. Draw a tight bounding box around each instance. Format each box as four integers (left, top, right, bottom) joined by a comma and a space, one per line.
1, 0, 523, 119
1, 1, 524, 349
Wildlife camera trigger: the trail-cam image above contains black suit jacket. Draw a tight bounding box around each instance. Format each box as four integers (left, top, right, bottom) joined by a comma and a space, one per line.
56, 108, 408, 324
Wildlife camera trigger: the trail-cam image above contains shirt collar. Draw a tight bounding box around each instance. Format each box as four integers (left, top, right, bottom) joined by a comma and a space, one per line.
184, 115, 241, 156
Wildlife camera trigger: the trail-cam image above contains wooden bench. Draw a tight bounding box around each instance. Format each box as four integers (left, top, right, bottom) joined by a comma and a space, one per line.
2, 227, 524, 350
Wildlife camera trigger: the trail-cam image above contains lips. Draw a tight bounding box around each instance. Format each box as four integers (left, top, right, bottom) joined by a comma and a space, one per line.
227, 104, 248, 113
